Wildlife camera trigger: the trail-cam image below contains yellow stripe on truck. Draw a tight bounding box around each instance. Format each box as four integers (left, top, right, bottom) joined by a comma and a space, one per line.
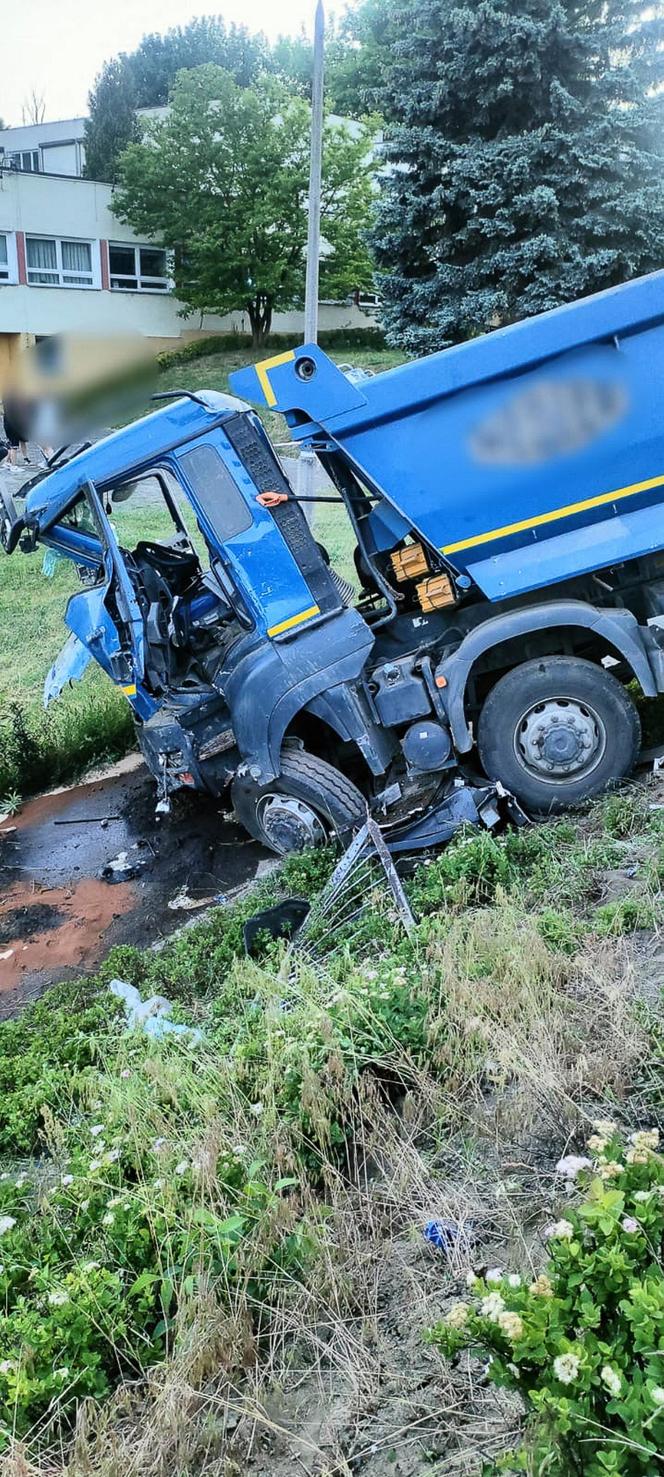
442, 471, 664, 556
255, 349, 296, 408
121, 683, 137, 696
267, 604, 320, 638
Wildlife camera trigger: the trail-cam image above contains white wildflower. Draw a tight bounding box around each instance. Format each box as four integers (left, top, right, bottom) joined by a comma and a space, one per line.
622, 1216, 639, 1234
60, 1174, 74, 1187
250, 1102, 264, 1117
556, 1155, 592, 1181
90, 1124, 105, 1137
102, 1212, 114, 1227
15, 1174, 27, 1188
107, 1195, 123, 1208
598, 1160, 624, 1181
508, 1273, 522, 1288
152, 1137, 167, 1151
0, 1361, 14, 1375
530, 1275, 554, 1298
120, 1069, 131, 1079
546, 1219, 575, 1241
48, 1290, 68, 1306
232, 1145, 246, 1156
54, 1366, 70, 1380
174, 1160, 189, 1175
465, 1270, 479, 1289
82, 1260, 99, 1272
480, 1292, 506, 1321
444, 1302, 470, 1330
0, 1174, 7, 1182
553, 1353, 581, 1385
498, 1310, 524, 1341
633, 1190, 652, 1202
592, 1119, 618, 1136
485, 1268, 503, 1284
626, 1149, 649, 1165
153, 1177, 164, 1190
89, 1158, 103, 1172
0, 1217, 16, 1237
105, 1149, 120, 1164
651, 1387, 664, 1407
80, 1199, 89, 1211
601, 1365, 622, 1398
587, 1134, 609, 1153
629, 1128, 659, 1152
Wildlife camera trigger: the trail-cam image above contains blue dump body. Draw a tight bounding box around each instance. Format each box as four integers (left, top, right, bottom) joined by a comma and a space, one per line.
4, 272, 664, 851
230, 272, 664, 602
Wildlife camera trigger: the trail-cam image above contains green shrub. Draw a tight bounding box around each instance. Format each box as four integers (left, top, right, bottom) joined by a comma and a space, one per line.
156, 325, 386, 370
430, 1125, 664, 1476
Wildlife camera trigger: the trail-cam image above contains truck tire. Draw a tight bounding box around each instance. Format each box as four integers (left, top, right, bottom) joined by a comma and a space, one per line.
477, 656, 641, 814
231, 749, 368, 854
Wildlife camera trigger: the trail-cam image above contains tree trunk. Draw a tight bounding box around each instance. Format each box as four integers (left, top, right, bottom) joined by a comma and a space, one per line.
247, 292, 273, 346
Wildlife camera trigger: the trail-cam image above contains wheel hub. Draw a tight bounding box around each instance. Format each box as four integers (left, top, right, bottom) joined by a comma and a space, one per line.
517, 697, 605, 779
256, 794, 327, 853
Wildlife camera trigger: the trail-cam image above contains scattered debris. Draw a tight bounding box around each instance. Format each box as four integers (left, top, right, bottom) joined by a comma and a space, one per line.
100, 849, 145, 884
0, 826, 17, 837
0, 949, 14, 963
109, 978, 203, 1043
243, 898, 311, 956
54, 814, 120, 826
293, 819, 415, 970
167, 886, 228, 912
423, 1217, 477, 1255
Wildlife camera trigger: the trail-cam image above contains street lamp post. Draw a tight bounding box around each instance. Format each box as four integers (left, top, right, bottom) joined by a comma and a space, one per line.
298, 0, 325, 514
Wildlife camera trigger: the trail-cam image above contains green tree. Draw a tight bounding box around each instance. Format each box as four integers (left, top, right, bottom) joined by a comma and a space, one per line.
84, 17, 269, 183
368, 0, 664, 351
112, 65, 376, 344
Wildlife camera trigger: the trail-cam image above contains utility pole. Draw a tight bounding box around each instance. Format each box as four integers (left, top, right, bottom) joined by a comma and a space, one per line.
298, 0, 325, 515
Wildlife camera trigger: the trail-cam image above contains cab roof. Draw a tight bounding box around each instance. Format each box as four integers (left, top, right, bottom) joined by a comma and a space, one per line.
24, 389, 247, 529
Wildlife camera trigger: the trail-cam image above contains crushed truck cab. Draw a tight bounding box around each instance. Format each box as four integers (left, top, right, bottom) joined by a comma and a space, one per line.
4, 271, 664, 853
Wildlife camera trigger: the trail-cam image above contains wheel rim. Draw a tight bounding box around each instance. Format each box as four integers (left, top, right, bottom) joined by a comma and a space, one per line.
255, 793, 329, 853
514, 694, 606, 784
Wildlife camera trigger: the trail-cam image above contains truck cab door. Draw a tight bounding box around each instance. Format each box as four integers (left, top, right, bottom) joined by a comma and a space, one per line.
78, 478, 146, 687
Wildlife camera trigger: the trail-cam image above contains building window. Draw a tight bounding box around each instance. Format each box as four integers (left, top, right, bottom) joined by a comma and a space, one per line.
0, 232, 18, 284
26, 236, 96, 288
109, 243, 168, 291
7, 150, 41, 172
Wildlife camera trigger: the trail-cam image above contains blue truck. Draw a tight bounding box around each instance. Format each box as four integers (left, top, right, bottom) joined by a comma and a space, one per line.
2, 271, 664, 853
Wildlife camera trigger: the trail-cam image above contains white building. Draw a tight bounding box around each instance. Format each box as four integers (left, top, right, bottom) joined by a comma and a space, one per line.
0, 116, 87, 179
0, 117, 378, 377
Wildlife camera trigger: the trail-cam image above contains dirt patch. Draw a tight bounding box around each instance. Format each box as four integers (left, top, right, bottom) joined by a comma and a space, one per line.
0, 901, 64, 946
0, 759, 268, 1014
0, 877, 135, 1001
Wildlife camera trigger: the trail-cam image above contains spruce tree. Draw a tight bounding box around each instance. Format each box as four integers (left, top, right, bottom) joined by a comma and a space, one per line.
370, 0, 664, 351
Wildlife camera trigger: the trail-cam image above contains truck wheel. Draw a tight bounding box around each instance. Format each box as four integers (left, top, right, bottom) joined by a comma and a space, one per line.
477, 656, 641, 814
231, 749, 367, 854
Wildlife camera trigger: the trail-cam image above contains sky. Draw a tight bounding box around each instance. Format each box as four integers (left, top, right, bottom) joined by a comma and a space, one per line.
1, 0, 323, 127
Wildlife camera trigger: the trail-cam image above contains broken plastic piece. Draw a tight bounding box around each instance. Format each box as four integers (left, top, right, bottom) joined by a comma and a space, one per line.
109, 978, 203, 1042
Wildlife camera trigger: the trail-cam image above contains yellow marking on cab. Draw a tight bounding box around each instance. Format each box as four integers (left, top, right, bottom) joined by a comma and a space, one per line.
442, 471, 664, 557
267, 604, 320, 638
121, 683, 137, 696
255, 349, 296, 408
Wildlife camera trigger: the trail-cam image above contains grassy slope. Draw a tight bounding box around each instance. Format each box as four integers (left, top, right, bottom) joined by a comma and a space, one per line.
0, 346, 400, 798
0, 784, 662, 1470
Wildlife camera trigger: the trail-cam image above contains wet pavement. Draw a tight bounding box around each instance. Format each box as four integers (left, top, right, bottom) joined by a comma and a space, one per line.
0, 756, 270, 1017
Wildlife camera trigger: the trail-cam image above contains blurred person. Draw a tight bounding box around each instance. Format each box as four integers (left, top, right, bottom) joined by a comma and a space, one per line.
2, 392, 34, 465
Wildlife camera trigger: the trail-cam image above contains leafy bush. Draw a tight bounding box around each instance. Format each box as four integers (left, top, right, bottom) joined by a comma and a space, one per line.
431, 1126, 664, 1476
156, 325, 386, 369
